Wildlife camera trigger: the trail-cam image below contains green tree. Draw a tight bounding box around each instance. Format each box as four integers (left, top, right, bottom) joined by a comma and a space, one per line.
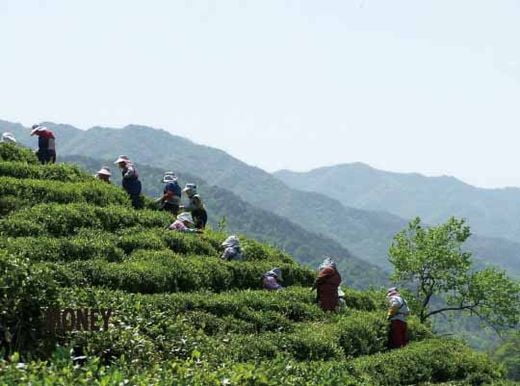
389, 217, 520, 330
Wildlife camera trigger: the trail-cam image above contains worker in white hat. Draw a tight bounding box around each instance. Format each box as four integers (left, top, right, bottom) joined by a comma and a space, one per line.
114, 155, 142, 208
180, 183, 207, 229
95, 167, 112, 183
386, 287, 410, 349
157, 171, 182, 215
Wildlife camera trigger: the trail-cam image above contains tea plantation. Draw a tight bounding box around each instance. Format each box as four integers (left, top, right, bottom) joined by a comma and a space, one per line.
0, 143, 506, 385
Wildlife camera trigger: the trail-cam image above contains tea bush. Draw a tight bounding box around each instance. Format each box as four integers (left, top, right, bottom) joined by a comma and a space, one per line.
0, 251, 58, 355
0, 143, 38, 164
0, 339, 503, 385
0, 235, 125, 262
57, 251, 314, 293
0, 177, 129, 207
0, 161, 89, 182
0, 203, 171, 236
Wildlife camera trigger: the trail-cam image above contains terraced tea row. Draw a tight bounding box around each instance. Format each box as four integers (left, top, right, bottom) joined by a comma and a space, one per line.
0, 339, 501, 385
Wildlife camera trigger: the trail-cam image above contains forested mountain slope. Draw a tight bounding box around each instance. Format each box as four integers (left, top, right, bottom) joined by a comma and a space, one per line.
276, 162, 520, 244
0, 142, 505, 385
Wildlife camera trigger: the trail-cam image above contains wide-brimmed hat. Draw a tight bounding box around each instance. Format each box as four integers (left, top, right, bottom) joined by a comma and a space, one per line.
183, 183, 197, 193
266, 267, 282, 281
1, 132, 17, 143
387, 287, 399, 296
30, 125, 45, 135
96, 167, 112, 177
162, 172, 177, 183
114, 155, 130, 164
319, 257, 337, 271
177, 212, 194, 225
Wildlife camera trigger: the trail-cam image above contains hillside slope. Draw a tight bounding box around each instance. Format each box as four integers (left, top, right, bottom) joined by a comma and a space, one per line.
0, 120, 407, 269
0, 142, 504, 385
61, 155, 387, 289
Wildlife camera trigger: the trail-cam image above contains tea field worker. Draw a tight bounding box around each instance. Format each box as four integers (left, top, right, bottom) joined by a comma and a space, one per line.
30, 124, 56, 164
262, 268, 283, 290
313, 257, 342, 312
1, 132, 17, 144
114, 155, 142, 209
157, 172, 182, 215
168, 212, 201, 233
180, 183, 207, 230
221, 235, 244, 261
95, 167, 112, 183
386, 287, 410, 349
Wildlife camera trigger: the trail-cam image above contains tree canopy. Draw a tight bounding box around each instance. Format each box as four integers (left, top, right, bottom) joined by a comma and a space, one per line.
389, 217, 520, 331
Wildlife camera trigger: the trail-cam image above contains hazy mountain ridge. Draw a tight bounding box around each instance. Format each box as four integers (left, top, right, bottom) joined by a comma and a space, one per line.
275, 162, 520, 244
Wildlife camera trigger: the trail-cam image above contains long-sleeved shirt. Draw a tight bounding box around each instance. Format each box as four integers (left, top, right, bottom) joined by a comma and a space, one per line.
387, 295, 409, 322
34, 128, 56, 152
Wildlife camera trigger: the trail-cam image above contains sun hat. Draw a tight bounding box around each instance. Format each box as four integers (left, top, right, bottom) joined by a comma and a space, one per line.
266, 267, 282, 281
319, 257, 337, 271
114, 155, 130, 164
162, 172, 177, 183
183, 183, 197, 194
387, 287, 399, 296
1, 132, 17, 143
96, 167, 112, 176
30, 125, 45, 135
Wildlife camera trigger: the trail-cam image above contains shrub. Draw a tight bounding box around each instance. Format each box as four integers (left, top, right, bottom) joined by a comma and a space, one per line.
0, 203, 171, 237
0, 143, 38, 164
0, 177, 129, 207
0, 234, 124, 263
59, 251, 314, 293
0, 161, 89, 182
0, 251, 58, 356
350, 339, 503, 385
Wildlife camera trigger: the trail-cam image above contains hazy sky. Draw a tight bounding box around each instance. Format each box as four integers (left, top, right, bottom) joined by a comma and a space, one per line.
1, 0, 519, 188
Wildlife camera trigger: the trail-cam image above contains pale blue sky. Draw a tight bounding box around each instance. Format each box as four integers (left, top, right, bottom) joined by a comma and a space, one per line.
1, 0, 519, 188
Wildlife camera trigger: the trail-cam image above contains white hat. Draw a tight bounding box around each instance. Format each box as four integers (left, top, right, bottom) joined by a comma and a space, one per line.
1, 132, 17, 144
183, 183, 197, 194
177, 212, 194, 225
319, 257, 337, 271
114, 155, 130, 164
162, 172, 177, 183
30, 125, 45, 135
266, 267, 282, 281
96, 167, 112, 177
387, 287, 399, 296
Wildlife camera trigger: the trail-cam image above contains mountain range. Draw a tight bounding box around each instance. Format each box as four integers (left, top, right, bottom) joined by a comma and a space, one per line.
2, 119, 518, 280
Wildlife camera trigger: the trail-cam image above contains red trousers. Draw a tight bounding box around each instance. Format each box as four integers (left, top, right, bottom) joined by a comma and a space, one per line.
389, 320, 408, 349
